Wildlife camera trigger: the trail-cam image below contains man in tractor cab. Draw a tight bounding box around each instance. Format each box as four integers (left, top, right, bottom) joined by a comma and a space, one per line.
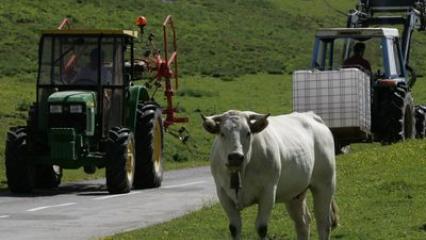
343, 42, 372, 73
72, 48, 112, 85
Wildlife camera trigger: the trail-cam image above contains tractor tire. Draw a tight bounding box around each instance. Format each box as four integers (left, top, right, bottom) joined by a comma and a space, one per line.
133, 102, 164, 189
377, 84, 415, 144
5, 127, 34, 193
34, 165, 62, 189
106, 127, 135, 194
415, 105, 426, 138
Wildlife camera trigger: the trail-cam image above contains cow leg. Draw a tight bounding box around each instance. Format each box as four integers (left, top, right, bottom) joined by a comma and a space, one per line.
285, 193, 311, 240
255, 188, 276, 240
311, 186, 334, 240
217, 187, 242, 240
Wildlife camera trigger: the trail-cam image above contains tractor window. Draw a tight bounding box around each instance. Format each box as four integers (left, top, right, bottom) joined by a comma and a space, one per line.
100, 37, 124, 86
39, 37, 54, 85
389, 38, 404, 77
314, 39, 349, 70
314, 37, 385, 74
62, 37, 99, 85
38, 36, 126, 86
102, 88, 124, 137
360, 38, 384, 75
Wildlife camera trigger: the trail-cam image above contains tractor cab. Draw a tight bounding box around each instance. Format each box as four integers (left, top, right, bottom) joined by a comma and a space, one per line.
312, 28, 406, 83
36, 30, 138, 139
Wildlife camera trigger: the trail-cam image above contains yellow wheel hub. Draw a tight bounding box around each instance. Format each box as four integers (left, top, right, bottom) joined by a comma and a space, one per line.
153, 120, 162, 172
126, 137, 135, 183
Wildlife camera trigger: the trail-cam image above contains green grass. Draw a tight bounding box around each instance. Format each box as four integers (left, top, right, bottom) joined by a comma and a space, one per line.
103, 140, 426, 240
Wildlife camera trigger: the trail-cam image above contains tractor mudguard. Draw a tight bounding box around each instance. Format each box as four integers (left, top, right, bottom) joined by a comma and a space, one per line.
127, 85, 150, 131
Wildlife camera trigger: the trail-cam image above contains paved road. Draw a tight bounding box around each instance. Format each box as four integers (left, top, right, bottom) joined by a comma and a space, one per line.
0, 166, 217, 240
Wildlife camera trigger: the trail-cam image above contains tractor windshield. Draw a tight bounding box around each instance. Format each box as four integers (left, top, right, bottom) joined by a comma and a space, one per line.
38, 35, 127, 86
313, 37, 397, 77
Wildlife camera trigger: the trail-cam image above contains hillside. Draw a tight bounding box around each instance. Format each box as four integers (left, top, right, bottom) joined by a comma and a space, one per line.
3, 0, 426, 78
0, 0, 357, 78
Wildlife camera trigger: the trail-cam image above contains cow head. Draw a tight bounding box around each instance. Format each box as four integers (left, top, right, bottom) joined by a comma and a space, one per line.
202, 110, 270, 171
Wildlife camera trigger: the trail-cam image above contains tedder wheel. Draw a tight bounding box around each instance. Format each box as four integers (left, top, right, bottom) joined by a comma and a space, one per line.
106, 127, 135, 194
133, 102, 164, 189
34, 165, 62, 189
415, 105, 426, 138
377, 84, 415, 144
5, 127, 33, 193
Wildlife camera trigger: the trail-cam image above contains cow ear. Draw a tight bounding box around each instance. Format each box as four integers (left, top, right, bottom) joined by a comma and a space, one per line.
201, 114, 221, 134
249, 113, 270, 133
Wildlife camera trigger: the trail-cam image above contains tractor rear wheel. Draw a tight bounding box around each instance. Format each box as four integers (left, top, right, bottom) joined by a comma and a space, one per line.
106, 127, 135, 194
377, 85, 414, 143
5, 127, 34, 193
133, 102, 164, 189
415, 105, 426, 138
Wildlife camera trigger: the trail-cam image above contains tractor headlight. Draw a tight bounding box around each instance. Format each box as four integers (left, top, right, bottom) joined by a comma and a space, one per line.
49, 105, 63, 113
69, 104, 83, 113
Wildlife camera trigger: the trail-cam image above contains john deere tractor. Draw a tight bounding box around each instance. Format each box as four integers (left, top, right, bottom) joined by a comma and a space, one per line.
5, 16, 185, 194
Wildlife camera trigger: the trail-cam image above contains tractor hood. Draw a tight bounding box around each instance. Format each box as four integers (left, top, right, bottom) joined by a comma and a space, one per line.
48, 91, 96, 107
47, 91, 96, 136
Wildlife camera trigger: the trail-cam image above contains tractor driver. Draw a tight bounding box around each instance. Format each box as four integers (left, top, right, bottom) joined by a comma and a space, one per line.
72, 48, 112, 85
343, 42, 372, 73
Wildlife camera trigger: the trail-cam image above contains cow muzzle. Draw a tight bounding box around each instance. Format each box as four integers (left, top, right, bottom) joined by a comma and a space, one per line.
227, 153, 244, 169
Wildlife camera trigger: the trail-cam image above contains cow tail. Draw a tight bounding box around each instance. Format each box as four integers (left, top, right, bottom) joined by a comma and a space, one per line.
330, 198, 339, 230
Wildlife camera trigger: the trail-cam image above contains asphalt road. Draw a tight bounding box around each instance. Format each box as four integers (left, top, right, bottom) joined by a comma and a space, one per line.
0, 166, 217, 240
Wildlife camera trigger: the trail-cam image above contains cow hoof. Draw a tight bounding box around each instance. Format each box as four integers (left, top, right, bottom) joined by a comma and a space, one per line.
229, 224, 238, 238
257, 225, 268, 239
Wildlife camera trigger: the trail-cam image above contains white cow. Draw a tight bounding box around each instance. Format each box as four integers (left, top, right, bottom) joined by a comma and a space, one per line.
202, 110, 338, 240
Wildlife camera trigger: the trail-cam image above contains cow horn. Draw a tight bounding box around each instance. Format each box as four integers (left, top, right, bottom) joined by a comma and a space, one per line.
248, 113, 270, 133
201, 113, 223, 134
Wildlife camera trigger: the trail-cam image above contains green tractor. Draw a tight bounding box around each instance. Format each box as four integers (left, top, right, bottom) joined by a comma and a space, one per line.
5, 16, 186, 194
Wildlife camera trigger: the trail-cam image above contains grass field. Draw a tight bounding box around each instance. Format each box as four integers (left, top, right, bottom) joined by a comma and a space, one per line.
103, 140, 426, 240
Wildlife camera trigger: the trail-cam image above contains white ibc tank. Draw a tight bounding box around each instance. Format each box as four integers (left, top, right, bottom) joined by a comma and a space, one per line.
293, 68, 371, 133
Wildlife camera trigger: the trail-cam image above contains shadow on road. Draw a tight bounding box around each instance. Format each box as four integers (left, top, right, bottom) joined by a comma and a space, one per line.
0, 182, 107, 198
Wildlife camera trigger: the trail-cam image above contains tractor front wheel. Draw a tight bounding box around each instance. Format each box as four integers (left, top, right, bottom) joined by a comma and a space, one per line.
133, 102, 164, 189
5, 127, 34, 193
106, 127, 135, 194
